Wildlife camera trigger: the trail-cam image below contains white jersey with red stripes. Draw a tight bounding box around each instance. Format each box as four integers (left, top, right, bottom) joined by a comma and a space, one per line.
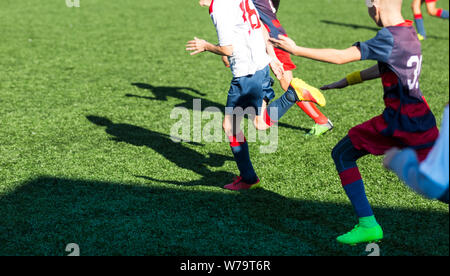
210, 0, 271, 77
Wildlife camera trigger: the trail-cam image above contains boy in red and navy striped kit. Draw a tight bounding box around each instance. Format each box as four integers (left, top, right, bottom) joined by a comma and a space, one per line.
270, 0, 439, 245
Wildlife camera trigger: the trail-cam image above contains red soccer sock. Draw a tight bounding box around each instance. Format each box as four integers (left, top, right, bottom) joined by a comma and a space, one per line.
228, 133, 257, 184
263, 109, 274, 127
296, 101, 329, 125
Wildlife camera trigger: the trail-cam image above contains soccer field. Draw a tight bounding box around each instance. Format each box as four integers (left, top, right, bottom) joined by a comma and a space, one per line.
0, 0, 448, 256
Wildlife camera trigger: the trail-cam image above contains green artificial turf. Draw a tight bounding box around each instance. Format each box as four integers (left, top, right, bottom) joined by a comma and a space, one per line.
0, 0, 448, 256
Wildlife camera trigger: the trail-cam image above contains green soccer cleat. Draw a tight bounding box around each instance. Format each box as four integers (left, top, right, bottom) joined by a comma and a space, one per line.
306, 120, 334, 137
417, 34, 426, 41
337, 224, 383, 246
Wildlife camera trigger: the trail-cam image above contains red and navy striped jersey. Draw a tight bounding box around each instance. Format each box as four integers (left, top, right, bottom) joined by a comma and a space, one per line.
253, 0, 280, 15
354, 20, 438, 151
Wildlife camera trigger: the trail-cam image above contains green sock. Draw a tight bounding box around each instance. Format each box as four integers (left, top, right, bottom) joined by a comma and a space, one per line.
359, 216, 379, 228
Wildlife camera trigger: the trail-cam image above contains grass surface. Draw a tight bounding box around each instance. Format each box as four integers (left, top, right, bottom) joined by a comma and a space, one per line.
0, 0, 448, 256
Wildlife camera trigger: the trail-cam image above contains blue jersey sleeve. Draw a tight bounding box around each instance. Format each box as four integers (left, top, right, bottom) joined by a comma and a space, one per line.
420, 106, 449, 189
354, 28, 394, 63
388, 148, 448, 201
388, 148, 420, 185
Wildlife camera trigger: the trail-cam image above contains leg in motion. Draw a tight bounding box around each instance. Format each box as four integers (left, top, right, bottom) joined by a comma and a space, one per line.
331, 136, 384, 245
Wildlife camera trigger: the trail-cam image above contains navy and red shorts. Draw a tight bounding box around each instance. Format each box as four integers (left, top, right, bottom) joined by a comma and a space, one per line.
348, 98, 439, 162
256, 4, 297, 71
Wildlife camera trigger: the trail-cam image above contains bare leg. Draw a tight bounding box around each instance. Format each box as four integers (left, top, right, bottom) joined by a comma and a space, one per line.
425, 1, 439, 16
411, 0, 423, 15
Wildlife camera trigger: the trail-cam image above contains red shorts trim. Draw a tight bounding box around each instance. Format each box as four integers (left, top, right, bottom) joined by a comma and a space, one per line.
274, 47, 296, 71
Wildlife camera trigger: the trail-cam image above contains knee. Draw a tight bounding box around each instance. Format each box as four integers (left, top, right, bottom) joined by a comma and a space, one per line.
411, 0, 422, 13
427, 7, 438, 16
331, 145, 341, 164
253, 116, 270, 131
331, 144, 349, 173
222, 120, 233, 136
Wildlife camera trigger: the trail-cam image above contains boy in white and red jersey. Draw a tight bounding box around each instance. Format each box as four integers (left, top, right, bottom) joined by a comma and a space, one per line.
186, 0, 325, 190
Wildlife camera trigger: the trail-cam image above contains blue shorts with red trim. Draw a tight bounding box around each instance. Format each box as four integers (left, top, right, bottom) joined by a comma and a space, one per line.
226, 66, 275, 116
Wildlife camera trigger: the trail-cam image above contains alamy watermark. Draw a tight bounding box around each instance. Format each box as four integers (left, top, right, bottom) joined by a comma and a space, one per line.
66, 0, 80, 8
365, 243, 380, 256
170, 99, 279, 153
66, 243, 80, 256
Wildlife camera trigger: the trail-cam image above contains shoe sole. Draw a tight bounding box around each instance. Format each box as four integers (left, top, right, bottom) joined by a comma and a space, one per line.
224, 182, 262, 191
348, 240, 382, 246
306, 125, 333, 137
338, 238, 383, 246
249, 182, 262, 190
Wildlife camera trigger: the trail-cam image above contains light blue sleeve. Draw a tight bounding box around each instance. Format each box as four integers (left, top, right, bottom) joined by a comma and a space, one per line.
420, 106, 449, 192
388, 148, 448, 201
388, 105, 449, 203
388, 148, 419, 184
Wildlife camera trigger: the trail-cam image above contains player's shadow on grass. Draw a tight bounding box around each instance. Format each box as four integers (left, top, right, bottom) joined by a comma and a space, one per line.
127, 82, 224, 111
321, 20, 381, 32
127, 82, 311, 134
87, 115, 234, 187
0, 176, 448, 255
321, 20, 449, 40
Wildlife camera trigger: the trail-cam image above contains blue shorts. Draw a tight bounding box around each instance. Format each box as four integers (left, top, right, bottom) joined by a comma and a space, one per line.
226, 66, 275, 116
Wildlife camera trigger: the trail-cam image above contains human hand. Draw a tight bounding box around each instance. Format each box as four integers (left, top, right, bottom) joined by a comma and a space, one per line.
320, 78, 349, 90
383, 147, 401, 169
221, 55, 230, 68
186, 37, 208, 55
269, 35, 298, 55
270, 58, 285, 80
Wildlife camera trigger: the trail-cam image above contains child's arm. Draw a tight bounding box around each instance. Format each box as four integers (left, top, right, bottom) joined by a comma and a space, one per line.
384, 148, 449, 203
321, 65, 380, 90
186, 37, 233, 56
261, 26, 284, 80
269, 36, 361, 65
221, 56, 231, 68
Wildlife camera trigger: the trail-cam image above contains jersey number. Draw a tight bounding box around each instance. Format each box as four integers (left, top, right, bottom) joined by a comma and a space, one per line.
407, 55, 423, 90
239, 0, 262, 32
268, 0, 277, 13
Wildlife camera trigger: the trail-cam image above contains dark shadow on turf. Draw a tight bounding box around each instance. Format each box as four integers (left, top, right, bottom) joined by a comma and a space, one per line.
0, 176, 448, 256
320, 20, 448, 40
321, 20, 381, 32
128, 82, 223, 110
423, 35, 449, 41
128, 83, 310, 133
87, 115, 233, 186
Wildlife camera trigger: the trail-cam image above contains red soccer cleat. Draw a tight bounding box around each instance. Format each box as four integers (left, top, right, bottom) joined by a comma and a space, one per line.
224, 176, 261, 191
